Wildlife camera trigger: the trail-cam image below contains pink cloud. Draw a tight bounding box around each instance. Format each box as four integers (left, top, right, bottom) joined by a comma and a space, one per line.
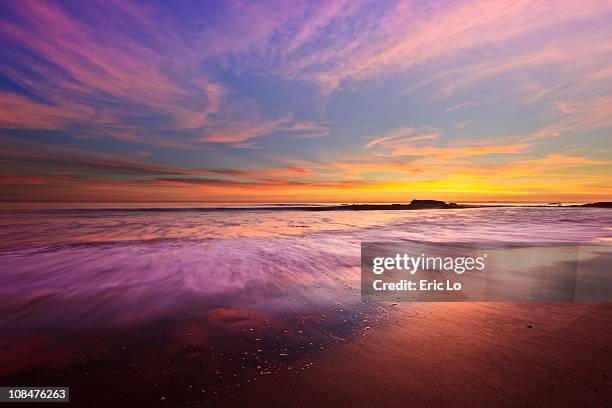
365, 127, 441, 149
0, 1, 309, 146
273, 0, 612, 92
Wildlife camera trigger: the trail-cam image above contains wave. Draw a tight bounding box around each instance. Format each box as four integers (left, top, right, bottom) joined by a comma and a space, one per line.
1, 206, 610, 336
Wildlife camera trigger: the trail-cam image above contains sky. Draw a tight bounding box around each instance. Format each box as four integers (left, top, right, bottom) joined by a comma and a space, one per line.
0, 0, 611, 203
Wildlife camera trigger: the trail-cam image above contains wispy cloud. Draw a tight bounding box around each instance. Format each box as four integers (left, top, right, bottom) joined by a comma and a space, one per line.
365, 127, 529, 159
365, 127, 441, 149
269, 0, 612, 91
453, 120, 472, 129
0, 0, 319, 147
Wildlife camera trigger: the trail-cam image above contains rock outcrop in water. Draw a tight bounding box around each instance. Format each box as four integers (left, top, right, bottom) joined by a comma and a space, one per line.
407, 199, 459, 208
304, 199, 461, 211
577, 202, 612, 208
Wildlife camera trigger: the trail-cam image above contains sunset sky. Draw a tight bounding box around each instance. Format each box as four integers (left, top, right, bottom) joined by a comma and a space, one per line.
0, 0, 611, 203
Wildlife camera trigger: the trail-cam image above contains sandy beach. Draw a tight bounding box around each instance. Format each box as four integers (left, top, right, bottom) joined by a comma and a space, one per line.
223, 302, 612, 407
2, 302, 611, 407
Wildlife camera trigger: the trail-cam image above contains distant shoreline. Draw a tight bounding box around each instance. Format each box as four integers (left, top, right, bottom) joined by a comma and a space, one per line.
0, 200, 609, 212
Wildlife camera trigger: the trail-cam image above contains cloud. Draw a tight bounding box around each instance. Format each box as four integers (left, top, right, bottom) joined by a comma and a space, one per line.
1, 0, 609, 145
269, 0, 612, 91
520, 96, 612, 142
0, 136, 323, 188
0, 93, 94, 130
365, 127, 441, 149
201, 115, 293, 144
453, 120, 472, 129
364, 126, 529, 159
414, 37, 612, 100
0, 1, 315, 147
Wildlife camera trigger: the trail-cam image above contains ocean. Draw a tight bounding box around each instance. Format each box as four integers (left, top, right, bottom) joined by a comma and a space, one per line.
1, 205, 610, 331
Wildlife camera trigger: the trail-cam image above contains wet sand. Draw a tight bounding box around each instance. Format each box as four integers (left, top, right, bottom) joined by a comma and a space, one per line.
2, 302, 610, 407
222, 302, 612, 407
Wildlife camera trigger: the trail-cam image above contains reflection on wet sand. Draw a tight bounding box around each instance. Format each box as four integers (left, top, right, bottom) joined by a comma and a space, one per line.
3, 302, 611, 407
2, 299, 390, 405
